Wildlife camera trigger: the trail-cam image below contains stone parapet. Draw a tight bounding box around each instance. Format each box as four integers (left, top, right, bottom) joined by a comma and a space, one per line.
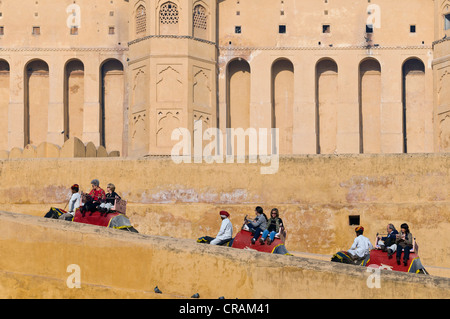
0, 210, 449, 299
0, 137, 120, 159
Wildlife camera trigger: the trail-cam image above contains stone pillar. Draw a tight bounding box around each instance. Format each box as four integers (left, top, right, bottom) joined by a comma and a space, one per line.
423, 50, 435, 153
292, 54, 317, 155
8, 55, 26, 149
380, 55, 404, 153
250, 54, 271, 130
336, 54, 360, 154
82, 56, 101, 146
47, 55, 65, 146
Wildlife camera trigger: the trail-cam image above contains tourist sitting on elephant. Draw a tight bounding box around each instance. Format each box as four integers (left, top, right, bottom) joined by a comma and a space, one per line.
395, 223, 413, 266
259, 208, 284, 245
377, 223, 398, 258
243, 206, 268, 244
58, 184, 81, 221
210, 211, 233, 245
197, 210, 233, 246
347, 226, 373, 260
99, 183, 121, 212
89, 179, 106, 202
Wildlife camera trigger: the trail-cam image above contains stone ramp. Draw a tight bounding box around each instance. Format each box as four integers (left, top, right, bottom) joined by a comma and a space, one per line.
0, 211, 449, 299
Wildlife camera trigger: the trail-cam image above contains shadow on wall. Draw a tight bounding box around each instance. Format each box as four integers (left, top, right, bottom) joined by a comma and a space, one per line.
0, 137, 120, 159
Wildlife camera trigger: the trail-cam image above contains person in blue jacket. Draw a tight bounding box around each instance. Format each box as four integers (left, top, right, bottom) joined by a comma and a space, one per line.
378, 223, 398, 258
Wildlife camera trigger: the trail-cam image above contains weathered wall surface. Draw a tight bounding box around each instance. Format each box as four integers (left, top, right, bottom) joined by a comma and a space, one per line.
0, 154, 449, 276
1, 211, 449, 299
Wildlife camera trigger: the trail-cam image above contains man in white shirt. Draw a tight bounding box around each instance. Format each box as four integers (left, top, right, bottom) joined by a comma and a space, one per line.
348, 226, 373, 260
59, 184, 81, 220
210, 211, 233, 245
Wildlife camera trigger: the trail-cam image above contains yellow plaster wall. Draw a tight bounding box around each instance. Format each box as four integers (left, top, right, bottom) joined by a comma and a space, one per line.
0, 211, 449, 299
0, 154, 449, 276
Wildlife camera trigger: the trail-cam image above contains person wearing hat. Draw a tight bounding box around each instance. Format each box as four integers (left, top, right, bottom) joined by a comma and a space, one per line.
59, 184, 81, 220
347, 226, 373, 260
210, 211, 233, 245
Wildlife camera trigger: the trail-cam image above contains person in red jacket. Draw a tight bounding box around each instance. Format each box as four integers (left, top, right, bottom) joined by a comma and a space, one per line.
88, 179, 106, 202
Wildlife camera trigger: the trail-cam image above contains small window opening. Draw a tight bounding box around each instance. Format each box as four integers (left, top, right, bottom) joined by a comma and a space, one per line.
322, 24, 330, 33
366, 24, 373, 33
32, 26, 40, 35
410, 25, 416, 33
279, 25, 286, 34
235, 25, 241, 34
348, 215, 360, 226
445, 14, 450, 30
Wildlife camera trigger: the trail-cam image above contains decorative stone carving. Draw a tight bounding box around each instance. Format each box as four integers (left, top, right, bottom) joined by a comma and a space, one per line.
156, 65, 182, 102
439, 113, 450, 151
193, 67, 211, 108
193, 110, 211, 130
193, 4, 208, 40
159, 2, 179, 35
438, 69, 450, 107
131, 111, 148, 153
132, 68, 147, 112
135, 5, 147, 36
193, 110, 212, 151
156, 109, 182, 148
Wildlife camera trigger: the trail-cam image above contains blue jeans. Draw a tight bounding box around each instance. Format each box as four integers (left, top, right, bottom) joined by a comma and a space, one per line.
262, 229, 276, 241
247, 223, 263, 240
396, 245, 411, 261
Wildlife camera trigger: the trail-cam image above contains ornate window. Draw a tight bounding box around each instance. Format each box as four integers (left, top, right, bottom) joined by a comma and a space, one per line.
193, 4, 208, 39
160, 2, 179, 25
136, 5, 146, 35
193, 5, 207, 30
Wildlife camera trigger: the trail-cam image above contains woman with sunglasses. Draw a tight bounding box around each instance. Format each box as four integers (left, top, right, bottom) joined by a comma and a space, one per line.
260, 208, 284, 245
